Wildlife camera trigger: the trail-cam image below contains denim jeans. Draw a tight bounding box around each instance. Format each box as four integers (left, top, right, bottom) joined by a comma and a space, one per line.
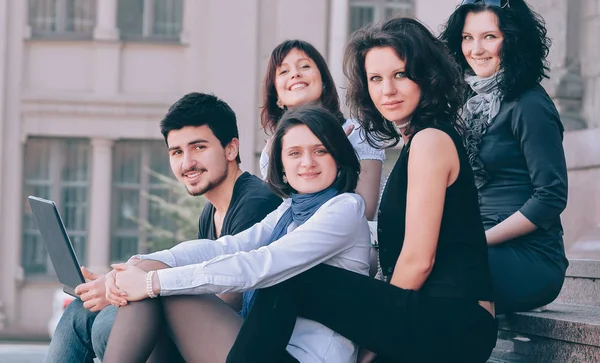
44, 299, 118, 363
91, 304, 118, 360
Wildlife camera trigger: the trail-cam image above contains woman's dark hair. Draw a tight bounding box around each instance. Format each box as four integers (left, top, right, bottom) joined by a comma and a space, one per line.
439, 0, 551, 100
344, 17, 466, 148
261, 40, 345, 135
267, 105, 360, 198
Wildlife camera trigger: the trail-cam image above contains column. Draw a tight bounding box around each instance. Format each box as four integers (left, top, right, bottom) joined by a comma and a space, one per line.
581, 0, 600, 128
0, 0, 8, 330
1, 0, 26, 330
93, 0, 121, 96
528, 0, 586, 131
564, 0, 600, 259
179, 0, 195, 45
93, 0, 119, 41
86, 138, 114, 274
328, 0, 349, 114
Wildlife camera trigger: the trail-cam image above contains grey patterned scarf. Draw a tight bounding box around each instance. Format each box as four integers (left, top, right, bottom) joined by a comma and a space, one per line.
462, 72, 503, 189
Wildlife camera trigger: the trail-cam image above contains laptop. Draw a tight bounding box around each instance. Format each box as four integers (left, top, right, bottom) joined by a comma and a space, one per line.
28, 196, 85, 297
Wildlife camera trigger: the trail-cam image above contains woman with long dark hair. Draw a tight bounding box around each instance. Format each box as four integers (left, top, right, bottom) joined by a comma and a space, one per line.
440, 0, 569, 314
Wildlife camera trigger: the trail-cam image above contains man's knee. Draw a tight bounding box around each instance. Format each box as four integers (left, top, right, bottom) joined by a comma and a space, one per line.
45, 299, 98, 363
57, 298, 98, 338
91, 305, 118, 360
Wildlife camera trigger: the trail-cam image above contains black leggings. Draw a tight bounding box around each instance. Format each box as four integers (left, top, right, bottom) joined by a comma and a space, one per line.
103, 294, 299, 363
227, 264, 497, 363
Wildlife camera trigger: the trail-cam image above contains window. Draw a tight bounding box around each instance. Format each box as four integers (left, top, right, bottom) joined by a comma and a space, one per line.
111, 141, 177, 262
22, 138, 90, 275
117, 0, 183, 41
349, 0, 414, 33
28, 0, 96, 39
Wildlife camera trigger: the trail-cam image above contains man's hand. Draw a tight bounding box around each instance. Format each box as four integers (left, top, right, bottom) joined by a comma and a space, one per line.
73, 267, 110, 312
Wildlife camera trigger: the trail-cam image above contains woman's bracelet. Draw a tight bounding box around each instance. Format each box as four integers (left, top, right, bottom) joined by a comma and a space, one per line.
146, 270, 158, 298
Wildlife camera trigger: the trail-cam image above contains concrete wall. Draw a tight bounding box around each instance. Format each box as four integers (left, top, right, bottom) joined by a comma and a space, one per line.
414, 0, 457, 34
563, 129, 600, 254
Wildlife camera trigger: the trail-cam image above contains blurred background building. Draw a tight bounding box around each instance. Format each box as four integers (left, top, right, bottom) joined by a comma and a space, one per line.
0, 0, 597, 337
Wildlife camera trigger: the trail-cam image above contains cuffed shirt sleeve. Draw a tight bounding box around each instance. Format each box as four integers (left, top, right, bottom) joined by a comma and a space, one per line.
512, 92, 568, 230
156, 195, 366, 296
135, 205, 280, 267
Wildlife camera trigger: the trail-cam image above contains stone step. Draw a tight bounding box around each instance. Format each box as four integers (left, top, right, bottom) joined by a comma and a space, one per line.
491, 330, 600, 362
487, 351, 529, 363
555, 259, 600, 307
489, 302, 600, 362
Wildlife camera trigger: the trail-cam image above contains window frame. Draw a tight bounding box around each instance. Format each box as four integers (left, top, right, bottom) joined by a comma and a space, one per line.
28, 0, 96, 40
348, 0, 414, 34
110, 140, 176, 262
21, 138, 91, 276
118, 0, 183, 43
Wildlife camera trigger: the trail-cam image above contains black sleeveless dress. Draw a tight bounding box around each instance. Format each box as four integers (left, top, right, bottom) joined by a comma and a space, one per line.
377, 123, 494, 303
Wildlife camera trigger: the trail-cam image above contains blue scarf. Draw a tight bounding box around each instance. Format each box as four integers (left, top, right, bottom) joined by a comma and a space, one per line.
240, 186, 339, 317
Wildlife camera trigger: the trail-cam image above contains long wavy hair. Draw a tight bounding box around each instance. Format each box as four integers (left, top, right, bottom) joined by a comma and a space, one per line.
261, 40, 345, 135
344, 18, 466, 148
439, 0, 551, 100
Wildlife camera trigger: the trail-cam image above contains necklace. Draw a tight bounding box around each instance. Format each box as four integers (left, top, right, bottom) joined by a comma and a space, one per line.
396, 120, 410, 129
391, 120, 411, 134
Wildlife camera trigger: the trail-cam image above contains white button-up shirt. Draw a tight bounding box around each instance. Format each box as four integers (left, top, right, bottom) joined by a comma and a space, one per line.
137, 193, 371, 363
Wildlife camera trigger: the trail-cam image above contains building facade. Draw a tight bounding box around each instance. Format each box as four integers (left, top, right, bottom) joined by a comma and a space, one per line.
0, 0, 598, 336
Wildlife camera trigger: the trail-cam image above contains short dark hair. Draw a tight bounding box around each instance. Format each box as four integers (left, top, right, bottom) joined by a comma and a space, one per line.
344, 18, 466, 148
160, 92, 241, 163
267, 105, 360, 198
261, 40, 345, 135
439, 0, 551, 100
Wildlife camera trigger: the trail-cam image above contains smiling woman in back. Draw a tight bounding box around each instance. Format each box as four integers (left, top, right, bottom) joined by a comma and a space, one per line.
259, 40, 384, 221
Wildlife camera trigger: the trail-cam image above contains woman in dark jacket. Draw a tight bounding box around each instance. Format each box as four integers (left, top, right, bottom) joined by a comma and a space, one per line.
440, 0, 569, 314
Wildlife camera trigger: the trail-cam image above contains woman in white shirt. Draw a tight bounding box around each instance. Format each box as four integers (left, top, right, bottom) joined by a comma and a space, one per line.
261, 40, 384, 278
101, 105, 371, 363
259, 39, 384, 221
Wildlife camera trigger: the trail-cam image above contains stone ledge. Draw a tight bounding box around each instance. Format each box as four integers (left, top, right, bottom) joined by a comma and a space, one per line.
556, 277, 600, 307
487, 349, 530, 363
566, 259, 600, 279
564, 128, 600, 170
492, 330, 600, 363
555, 259, 600, 306
498, 303, 600, 347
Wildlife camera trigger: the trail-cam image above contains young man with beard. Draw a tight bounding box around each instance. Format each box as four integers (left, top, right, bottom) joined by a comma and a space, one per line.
44, 93, 281, 363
